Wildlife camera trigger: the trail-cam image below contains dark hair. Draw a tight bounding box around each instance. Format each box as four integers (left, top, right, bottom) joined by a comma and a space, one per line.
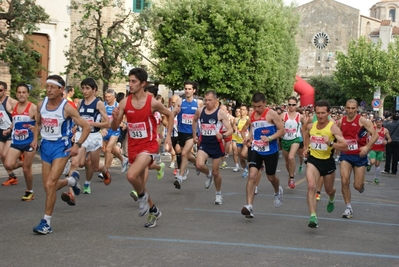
315, 100, 331, 112
116, 92, 125, 103
0, 81, 7, 90
156, 94, 164, 104
16, 83, 30, 92
81, 78, 98, 91
47, 75, 65, 87
144, 85, 158, 97
184, 81, 198, 90
251, 92, 266, 103
288, 96, 298, 103
65, 85, 74, 93
128, 67, 148, 83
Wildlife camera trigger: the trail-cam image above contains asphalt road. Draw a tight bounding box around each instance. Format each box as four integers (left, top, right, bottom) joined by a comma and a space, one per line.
0, 153, 398, 267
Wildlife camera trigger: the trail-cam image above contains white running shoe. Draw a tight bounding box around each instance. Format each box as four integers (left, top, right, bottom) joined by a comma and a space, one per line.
205, 171, 213, 189
121, 157, 129, 173
138, 191, 149, 217
214, 194, 223, 205
232, 167, 240, 172
342, 208, 353, 219
182, 169, 189, 181
274, 186, 283, 208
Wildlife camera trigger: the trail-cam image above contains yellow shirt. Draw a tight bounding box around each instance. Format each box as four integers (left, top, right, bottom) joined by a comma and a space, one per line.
232, 117, 248, 144
309, 121, 335, 159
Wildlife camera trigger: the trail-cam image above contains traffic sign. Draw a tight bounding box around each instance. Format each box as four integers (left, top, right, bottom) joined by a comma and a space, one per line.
371, 99, 381, 111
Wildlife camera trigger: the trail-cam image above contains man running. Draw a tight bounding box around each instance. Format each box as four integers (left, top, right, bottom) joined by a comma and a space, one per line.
33, 75, 90, 234
192, 91, 233, 205
111, 68, 173, 228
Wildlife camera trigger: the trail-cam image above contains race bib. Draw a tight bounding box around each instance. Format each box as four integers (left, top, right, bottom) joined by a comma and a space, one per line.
14, 129, 29, 141
252, 140, 270, 152
285, 128, 297, 138
310, 136, 328, 151
375, 136, 384, 145
42, 118, 60, 135
127, 122, 148, 139
182, 114, 194, 124
346, 139, 358, 150
201, 124, 216, 136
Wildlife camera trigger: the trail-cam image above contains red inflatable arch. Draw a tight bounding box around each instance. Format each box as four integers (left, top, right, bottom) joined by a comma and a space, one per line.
294, 75, 314, 107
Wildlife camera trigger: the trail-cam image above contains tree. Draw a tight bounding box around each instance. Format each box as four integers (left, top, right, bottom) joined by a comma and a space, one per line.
149, 0, 300, 104
65, 0, 148, 97
308, 75, 346, 106
0, 0, 49, 98
334, 36, 399, 112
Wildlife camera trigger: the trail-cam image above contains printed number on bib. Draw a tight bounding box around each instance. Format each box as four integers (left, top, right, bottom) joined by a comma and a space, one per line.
201, 124, 216, 136
252, 140, 270, 152
310, 136, 327, 150
14, 129, 29, 140
182, 114, 194, 124
128, 122, 148, 139
42, 118, 60, 135
346, 139, 358, 150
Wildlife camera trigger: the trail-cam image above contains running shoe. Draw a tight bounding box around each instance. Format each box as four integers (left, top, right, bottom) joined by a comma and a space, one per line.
315, 192, 321, 201
205, 171, 213, 189
195, 166, 201, 175
221, 162, 228, 169
308, 215, 318, 228
241, 205, 254, 218
130, 190, 138, 201
173, 168, 179, 176
62, 158, 71, 175
381, 170, 390, 174
359, 185, 365, 193
33, 219, 53, 235
342, 208, 353, 219
169, 161, 175, 169
254, 186, 258, 195
121, 157, 129, 173
98, 173, 104, 179
366, 164, 371, 172
214, 194, 223, 205
242, 168, 248, 178
83, 184, 91, 194
174, 176, 182, 189
274, 186, 283, 208
103, 169, 112, 185
138, 191, 149, 217
298, 165, 303, 174
288, 179, 295, 189
374, 178, 379, 184
182, 169, 189, 181
232, 167, 240, 172
71, 171, 81, 196
327, 195, 335, 213
145, 210, 162, 228
157, 162, 165, 180
61, 192, 76, 206
2, 177, 18, 186
22, 191, 34, 201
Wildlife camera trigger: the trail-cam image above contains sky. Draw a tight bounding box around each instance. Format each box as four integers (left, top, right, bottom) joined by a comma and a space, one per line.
284, 0, 380, 16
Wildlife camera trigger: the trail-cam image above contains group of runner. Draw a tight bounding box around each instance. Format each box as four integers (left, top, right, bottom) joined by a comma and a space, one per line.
0, 68, 397, 233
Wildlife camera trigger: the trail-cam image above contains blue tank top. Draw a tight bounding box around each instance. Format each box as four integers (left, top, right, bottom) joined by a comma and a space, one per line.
250, 108, 279, 155
105, 101, 120, 134
177, 98, 198, 134
199, 108, 222, 146
79, 98, 101, 133
11, 102, 35, 146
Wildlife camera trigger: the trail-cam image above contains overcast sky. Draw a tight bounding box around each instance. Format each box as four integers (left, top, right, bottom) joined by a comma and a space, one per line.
284, 0, 380, 17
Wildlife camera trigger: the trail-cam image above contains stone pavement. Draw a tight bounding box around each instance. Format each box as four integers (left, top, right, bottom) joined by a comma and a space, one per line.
0, 152, 398, 267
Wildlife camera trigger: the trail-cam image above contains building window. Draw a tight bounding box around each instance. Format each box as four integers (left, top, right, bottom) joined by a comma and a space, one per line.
389, 9, 396, 22
133, 0, 150, 13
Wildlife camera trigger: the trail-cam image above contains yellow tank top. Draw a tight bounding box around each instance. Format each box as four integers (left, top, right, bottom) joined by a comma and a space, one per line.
309, 121, 335, 159
233, 117, 248, 143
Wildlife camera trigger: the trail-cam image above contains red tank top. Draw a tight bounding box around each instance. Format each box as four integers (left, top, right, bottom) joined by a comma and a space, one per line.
341, 114, 364, 155
371, 126, 385, 151
12, 102, 31, 116
124, 94, 158, 153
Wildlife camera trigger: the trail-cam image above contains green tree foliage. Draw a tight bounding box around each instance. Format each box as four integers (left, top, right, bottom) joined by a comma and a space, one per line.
149, 0, 300, 103
0, 0, 49, 101
65, 0, 147, 97
334, 36, 399, 101
308, 75, 346, 106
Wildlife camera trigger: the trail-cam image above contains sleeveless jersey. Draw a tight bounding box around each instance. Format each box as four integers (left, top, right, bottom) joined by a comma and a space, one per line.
40, 97, 73, 141
0, 96, 12, 130
105, 101, 118, 121
283, 112, 301, 140
309, 121, 335, 159
234, 117, 248, 143
340, 114, 364, 155
177, 98, 198, 134
371, 126, 386, 151
250, 108, 278, 155
170, 106, 178, 138
124, 94, 158, 153
11, 102, 35, 145
199, 108, 223, 147
79, 98, 101, 133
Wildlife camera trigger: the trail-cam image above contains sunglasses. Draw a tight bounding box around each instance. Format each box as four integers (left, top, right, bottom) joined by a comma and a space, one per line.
287, 104, 296, 106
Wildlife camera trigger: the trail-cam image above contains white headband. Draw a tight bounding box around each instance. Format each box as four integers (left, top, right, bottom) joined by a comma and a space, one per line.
46, 79, 63, 87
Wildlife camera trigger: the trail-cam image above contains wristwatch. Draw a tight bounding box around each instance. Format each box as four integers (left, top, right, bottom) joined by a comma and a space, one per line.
329, 141, 334, 147
75, 142, 82, 148
222, 134, 227, 139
